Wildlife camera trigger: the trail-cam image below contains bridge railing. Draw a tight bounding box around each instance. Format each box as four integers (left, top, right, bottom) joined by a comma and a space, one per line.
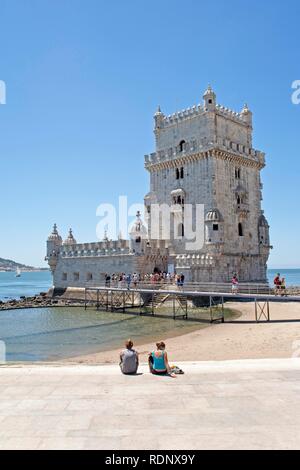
84, 279, 300, 297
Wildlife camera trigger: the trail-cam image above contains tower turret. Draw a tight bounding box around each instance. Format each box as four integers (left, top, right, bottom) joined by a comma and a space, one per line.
154, 105, 164, 130
241, 103, 253, 126
129, 211, 148, 254
46, 224, 62, 273
63, 228, 77, 246
203, 85, 216, 111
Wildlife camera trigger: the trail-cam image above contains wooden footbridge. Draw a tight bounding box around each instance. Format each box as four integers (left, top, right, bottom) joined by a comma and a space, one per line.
84, 283, 300, 323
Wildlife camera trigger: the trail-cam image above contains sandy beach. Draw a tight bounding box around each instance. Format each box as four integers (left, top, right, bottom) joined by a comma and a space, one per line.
66, 301, 300, 364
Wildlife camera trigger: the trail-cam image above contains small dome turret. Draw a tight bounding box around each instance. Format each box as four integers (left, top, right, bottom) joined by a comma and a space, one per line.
205, 209, 223, 222
47, 223, 62, 243
130, 211, 148, 254
258, 214, 269, 228
63, 228, 77, 246
241, 103, 252, 125
203, 85, 216, 110
130, 211, 148, 238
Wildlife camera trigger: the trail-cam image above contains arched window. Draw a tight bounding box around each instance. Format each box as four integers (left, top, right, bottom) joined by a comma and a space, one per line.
235, 168, 241, 179
237, 195, 241, 205
178, 223, 184, 238
180, 167, 184, 179
176, 168, 180, 180
177, 195, 182, 205
179, 140, 186, 152
135, 236, 141, 243
238, 223, 243, 237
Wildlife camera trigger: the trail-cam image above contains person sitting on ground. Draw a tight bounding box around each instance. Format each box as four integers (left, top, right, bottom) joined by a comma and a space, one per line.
148, 341, 175, 377
119, 339, 139, 375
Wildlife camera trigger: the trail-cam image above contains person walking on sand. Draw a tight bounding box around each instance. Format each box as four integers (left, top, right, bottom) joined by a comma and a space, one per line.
148, 341, 176, 377
231, 274, 239, 294
119, 339, 139, 375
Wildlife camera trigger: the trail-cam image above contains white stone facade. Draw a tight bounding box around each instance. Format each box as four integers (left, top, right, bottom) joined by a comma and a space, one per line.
46, 86, 271, 287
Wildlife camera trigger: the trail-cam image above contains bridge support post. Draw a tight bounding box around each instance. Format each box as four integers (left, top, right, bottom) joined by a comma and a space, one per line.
173, 295, 175, 320
111, 290, 114, 312
96, 289, 99, 311
209, 296, 213, 323
255, 299, 270, 322
221, 296, 225, 323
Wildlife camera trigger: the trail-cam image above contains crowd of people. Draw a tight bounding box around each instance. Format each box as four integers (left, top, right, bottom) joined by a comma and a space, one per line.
104, 271, 288, 296
104, 272, 185, 289
273, 273, 287, 296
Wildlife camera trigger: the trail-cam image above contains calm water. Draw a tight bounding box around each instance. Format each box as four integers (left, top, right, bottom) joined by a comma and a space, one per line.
267, 269, 300, 287
0, 271, 52, 301
0, 268, 300, 362
0, 306, 202, 362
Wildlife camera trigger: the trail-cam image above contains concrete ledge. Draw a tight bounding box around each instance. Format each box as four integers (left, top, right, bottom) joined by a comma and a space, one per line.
1, 358, 300, 450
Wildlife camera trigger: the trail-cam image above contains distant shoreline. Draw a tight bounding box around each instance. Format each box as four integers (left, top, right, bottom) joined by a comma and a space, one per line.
0, 269, 50, 273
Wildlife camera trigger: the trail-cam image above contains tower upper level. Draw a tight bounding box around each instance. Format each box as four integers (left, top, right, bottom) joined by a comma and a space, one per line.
146, 86, 264, 172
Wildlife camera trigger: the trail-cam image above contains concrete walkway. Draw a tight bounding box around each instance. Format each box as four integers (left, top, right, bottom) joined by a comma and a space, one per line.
1, 359, 300, 450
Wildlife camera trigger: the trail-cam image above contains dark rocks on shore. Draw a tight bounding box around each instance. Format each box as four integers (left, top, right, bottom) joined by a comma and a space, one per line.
0, 293, 84, 311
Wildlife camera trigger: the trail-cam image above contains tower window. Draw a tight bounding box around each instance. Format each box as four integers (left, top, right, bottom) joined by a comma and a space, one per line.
73, 272, 80, 281
235, 168, 241, 179
179, 140, 186, 152
238, 223, 243, 237
135, 237, 141, 243
213, 224, 219, 231
178, 223, 184, 238
208, 99, 212, 104
86, 272, 93, 281
180, 167, 184, 179
176, 168, 180, 180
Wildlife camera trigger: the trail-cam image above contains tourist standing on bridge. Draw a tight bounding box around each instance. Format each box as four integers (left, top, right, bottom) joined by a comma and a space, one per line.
132, 272, 138, 288
231, 275, 239, 294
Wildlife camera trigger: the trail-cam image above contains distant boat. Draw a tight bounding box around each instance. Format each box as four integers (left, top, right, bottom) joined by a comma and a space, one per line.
15, 268, 21, 278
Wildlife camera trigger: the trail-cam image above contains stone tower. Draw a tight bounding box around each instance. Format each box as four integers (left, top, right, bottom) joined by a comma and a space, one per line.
144, 86, 271, 282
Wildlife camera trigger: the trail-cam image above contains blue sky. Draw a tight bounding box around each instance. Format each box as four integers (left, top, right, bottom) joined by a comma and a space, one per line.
0, 0, 299, 268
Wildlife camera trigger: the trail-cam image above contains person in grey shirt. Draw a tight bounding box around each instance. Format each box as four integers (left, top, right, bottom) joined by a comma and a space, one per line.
120, 339, 139, 375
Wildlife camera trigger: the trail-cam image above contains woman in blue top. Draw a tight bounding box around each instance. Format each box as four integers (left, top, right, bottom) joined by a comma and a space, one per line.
149, 341, 174, 376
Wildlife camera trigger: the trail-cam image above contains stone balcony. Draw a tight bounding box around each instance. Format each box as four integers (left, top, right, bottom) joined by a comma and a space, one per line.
144, 138, 265, 168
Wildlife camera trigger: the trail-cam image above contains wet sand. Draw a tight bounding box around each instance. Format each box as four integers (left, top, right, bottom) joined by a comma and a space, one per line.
65, 302, 300, 364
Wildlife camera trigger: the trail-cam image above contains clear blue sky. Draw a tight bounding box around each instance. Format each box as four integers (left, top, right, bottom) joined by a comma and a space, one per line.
0, 0, 299, 268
